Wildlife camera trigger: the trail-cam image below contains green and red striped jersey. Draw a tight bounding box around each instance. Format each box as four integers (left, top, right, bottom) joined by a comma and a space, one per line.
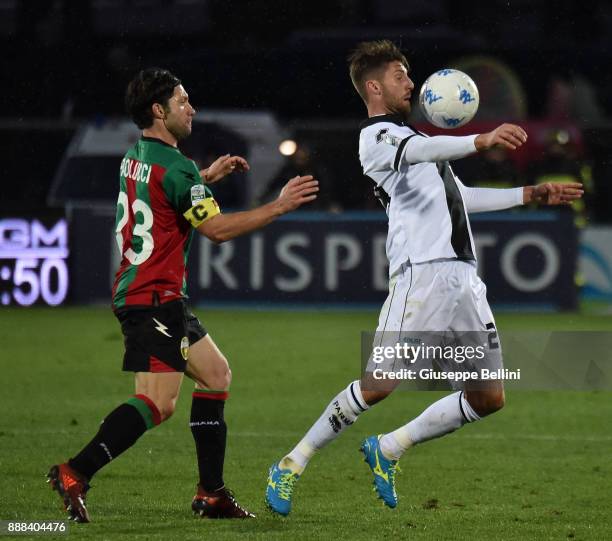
112, 136, 220, 309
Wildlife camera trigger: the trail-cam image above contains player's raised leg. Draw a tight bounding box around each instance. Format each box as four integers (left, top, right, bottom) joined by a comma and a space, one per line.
48, 371, 181, 522
186, 331, 254, 518
363, 382, 504, 508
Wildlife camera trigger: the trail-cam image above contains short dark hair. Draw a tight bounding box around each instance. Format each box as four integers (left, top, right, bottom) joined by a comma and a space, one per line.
348, 40, 409, 103
125, 68, 181, 129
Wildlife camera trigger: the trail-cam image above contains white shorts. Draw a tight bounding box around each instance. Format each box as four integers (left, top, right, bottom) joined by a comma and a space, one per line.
366, 259, 503, 387
376, 259, 496, 334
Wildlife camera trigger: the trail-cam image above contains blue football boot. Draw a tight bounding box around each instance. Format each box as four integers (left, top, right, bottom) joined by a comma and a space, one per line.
265, 462, 300, 516
360, 435, 399, 508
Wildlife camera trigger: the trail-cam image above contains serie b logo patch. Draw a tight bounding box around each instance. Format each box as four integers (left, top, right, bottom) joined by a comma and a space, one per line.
190, 184, 206, 205
180, 336, 189, 360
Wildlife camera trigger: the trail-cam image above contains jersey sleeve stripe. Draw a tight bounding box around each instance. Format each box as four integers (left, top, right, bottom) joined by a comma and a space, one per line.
393, 134, 420, 171
407, 123, 426, 136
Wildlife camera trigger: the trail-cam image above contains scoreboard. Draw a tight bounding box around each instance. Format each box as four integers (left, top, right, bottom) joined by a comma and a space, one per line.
0, 217, 69, 306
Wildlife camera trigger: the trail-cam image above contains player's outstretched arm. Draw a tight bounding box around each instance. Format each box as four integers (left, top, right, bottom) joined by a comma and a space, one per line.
457, 178, 583, 214
398, 123, 527, 167
197, 175, 318, 243
200, 154, 250, 184
475, 123, 528, 152
522, 182, 584, 205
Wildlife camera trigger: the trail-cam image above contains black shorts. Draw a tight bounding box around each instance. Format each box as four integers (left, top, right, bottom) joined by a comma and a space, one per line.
115, 300, 207, 373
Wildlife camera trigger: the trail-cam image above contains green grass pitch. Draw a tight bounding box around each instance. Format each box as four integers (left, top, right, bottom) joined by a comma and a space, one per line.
1, 307, 611, 540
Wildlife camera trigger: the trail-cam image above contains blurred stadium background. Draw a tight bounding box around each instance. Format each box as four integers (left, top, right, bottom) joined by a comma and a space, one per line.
1, 1, 611, 539
2, 0, 612, 310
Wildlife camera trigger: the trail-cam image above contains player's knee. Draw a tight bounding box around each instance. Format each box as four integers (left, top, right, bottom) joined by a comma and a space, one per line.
468, 389, 505, 417
157, 399, 177, 422
361, 389, 392, 406
214, 356, 231, 389
491, 388, 505, 412
360, 374, 397, 406
224, 367, 232, 388
205, 363, 231, 391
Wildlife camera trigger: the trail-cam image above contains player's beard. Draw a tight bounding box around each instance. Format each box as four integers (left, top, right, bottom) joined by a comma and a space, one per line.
397, 99, 411, 117
165, 118, 191, 141
386, 98, 411, 119
382, 88, 411, 118
395, 90, 412, 116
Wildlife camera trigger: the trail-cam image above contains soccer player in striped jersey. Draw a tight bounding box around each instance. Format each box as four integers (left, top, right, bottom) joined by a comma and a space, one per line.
48, 68, 318, 522
266, 40, 583, 515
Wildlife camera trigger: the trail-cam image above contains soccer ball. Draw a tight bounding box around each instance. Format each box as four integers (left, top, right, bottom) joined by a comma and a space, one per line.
418, 69, 480, 129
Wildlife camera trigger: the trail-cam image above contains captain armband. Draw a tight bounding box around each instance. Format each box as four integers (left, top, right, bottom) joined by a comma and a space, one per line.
183, 197, 221, 227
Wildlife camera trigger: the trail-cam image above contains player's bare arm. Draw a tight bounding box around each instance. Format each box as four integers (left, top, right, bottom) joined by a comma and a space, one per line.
523, 182, 584, 205
474, 123, 528, 151
200, 154, 250, 184
197, 175, 318, 243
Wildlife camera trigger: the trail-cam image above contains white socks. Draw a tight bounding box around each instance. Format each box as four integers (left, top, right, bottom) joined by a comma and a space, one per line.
281, 380, 368, 474
379, 391, 480, 461
281, 387, 483, 472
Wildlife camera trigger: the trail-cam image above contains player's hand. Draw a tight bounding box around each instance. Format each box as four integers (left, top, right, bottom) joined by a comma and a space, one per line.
276, 175, 319, 213
524, 182, 584, 205
475, 123, 528, 151
200, 154, 250, 184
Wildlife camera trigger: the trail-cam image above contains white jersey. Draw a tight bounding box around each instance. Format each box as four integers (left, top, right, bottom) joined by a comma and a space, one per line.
359, 114, 523, 276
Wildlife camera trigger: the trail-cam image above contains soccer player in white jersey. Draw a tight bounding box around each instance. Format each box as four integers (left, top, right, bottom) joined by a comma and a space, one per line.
266, 40, 583, 515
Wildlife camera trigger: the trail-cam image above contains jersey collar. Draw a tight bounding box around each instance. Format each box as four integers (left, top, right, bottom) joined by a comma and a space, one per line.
140, 136, 176, 148
359, 113, 408, 130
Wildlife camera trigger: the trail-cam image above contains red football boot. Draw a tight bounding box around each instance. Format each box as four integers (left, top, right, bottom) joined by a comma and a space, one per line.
192, 485, 255, 518
47, 463, 91, 523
